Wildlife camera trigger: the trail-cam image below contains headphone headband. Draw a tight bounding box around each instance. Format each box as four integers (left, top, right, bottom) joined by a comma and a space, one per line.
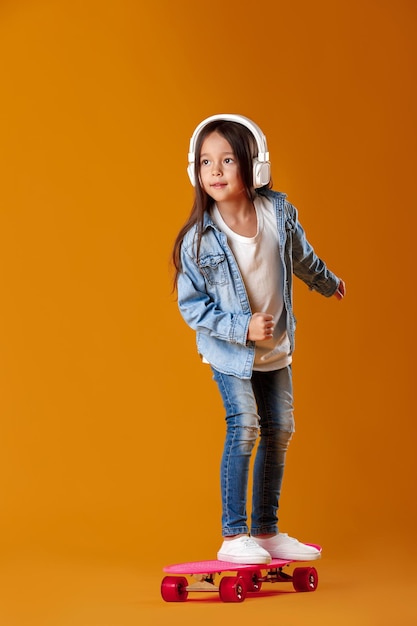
187, 114, 271, 188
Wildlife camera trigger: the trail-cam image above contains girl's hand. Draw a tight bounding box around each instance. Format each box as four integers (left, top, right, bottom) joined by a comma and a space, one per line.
334, 279, 346, 300
248, 313, 274, 341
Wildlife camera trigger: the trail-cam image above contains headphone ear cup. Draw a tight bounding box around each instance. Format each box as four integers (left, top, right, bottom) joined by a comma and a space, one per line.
253, 160, 271, 188
187, 163, 196, 186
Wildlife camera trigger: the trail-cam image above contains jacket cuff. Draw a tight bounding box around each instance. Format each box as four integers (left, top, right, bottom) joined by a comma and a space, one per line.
230, 313, 251, 345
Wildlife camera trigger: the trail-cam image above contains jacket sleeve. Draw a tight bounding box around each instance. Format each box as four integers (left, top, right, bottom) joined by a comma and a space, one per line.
288, 203, 340, 297
177, 243, 251, 346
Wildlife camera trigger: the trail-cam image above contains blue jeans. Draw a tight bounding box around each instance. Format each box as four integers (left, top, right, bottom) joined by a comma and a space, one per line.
211, 365, 295, 537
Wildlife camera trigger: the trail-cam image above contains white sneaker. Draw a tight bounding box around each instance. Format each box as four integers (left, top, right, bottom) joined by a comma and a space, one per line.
253, 533, 321, 561
217, 536, 272, 564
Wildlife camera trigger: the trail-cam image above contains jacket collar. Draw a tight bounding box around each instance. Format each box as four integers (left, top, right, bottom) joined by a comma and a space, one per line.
202, 209, 218, 232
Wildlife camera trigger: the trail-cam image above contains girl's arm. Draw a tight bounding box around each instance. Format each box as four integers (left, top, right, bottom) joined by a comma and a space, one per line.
289, 204, 342, 298
177, 247, 251, 346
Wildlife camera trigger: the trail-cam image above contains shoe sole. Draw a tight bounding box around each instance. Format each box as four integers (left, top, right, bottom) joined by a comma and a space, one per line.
217, 553, 272, 565
267, 552, 321, 561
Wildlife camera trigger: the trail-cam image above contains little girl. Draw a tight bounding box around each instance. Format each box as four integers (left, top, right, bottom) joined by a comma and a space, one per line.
172, 114, 345, 565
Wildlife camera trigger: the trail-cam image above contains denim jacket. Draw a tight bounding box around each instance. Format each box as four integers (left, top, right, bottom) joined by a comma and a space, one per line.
177, 188, 340, 378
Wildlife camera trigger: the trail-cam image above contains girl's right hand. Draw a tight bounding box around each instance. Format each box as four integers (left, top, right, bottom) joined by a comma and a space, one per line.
247, 313, 274, 342
334, 279, 346, 300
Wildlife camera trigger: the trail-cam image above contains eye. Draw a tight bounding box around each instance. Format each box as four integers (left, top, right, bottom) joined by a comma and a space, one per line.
224, 157, 234, 164
200, 158, 210, 166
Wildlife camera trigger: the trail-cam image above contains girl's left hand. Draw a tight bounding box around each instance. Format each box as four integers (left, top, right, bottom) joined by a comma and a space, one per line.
334, 279, 346, 300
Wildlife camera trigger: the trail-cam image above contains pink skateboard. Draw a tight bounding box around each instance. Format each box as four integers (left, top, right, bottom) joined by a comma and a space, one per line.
161, 545, 320, 603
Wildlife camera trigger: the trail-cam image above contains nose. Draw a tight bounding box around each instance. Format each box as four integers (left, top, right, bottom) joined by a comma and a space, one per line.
211, 161, 222, 176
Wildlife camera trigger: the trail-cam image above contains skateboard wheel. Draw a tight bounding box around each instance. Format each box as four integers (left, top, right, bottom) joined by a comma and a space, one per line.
292, 567, 318, 592
219, 576, 247, 602
242, 569, 263, 592
161, 576, 189, 602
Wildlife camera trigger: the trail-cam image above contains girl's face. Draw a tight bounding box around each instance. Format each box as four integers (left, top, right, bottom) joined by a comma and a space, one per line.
199, 131, 246, 204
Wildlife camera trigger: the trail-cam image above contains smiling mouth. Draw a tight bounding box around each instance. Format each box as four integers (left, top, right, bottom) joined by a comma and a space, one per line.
211, 183, 227, 188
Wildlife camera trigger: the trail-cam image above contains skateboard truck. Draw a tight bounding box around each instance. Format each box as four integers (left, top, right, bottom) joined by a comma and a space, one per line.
187, 574, 218, 592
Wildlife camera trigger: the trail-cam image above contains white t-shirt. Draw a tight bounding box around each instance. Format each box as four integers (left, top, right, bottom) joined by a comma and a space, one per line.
211, 195, 292, 371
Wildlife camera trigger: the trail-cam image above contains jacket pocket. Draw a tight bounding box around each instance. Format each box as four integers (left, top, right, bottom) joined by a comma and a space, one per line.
199, 253, 228, 286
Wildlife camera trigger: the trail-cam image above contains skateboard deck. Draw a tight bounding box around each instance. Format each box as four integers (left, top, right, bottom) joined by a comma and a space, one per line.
161, 544, 321, 603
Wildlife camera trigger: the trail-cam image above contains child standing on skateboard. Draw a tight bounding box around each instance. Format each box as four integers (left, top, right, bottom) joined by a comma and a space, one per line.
172, 115, 345, 565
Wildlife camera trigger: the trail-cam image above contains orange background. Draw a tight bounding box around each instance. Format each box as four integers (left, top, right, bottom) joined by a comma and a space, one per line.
0, 1, 416, 624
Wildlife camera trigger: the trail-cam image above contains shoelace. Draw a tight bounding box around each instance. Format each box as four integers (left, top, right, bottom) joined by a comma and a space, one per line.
240, 537, 260, 548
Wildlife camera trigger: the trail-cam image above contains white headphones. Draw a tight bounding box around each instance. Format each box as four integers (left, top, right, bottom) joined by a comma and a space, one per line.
187, 114, 271, 189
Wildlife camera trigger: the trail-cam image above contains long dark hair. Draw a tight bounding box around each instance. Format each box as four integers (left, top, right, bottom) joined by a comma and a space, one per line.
172, 119, 268, 289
